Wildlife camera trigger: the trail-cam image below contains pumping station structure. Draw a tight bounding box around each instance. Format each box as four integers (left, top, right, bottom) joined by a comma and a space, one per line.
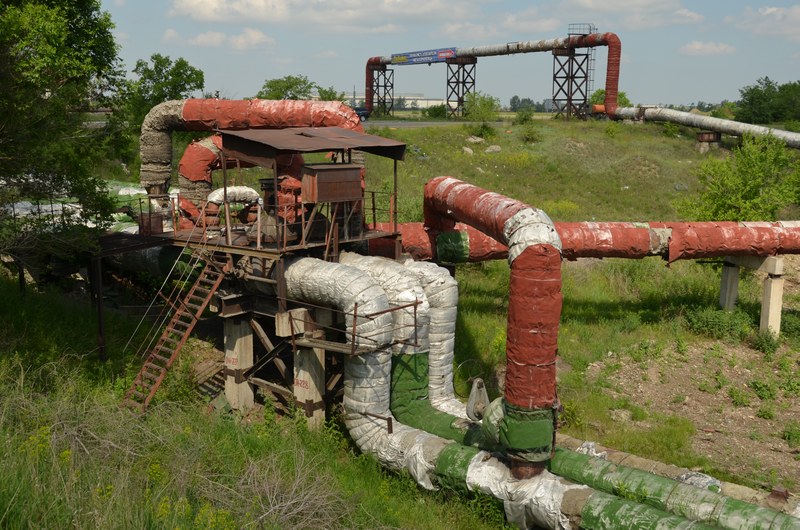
95, 29, 800, 530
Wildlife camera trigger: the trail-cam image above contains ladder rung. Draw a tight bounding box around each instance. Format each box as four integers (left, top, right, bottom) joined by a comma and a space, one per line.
144, 363, 164, 372
130, 389, 146, 400
141, 371, 159, 381
152, 353, 169, 364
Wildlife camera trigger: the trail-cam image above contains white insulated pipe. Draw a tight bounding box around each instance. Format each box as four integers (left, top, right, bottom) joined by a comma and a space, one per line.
615, 106, 800, 149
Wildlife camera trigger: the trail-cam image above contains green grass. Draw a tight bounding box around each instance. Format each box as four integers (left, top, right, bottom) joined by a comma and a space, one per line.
0, 278, 509, 530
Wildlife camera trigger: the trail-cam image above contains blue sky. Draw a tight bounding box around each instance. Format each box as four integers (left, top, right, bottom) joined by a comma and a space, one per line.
102, 0, 800, 107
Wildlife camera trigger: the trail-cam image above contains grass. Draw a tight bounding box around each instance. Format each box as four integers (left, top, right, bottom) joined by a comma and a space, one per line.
0, 278, 509, 530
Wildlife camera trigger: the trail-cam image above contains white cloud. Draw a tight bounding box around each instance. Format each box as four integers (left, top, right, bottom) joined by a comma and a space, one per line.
162, 28, 182, 43
679, 41, 735, 56
731, 6, 800, 43
440, 22, 498, 41
501, 8, 561, 34
168, 0, 469, 33
564, 0, 702, 29
314, 50, 339, 59
188, 31, 227, 47
229, 28, 274, 50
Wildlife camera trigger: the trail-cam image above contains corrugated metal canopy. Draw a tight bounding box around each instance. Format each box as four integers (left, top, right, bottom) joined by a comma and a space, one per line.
219, 127, 406, 163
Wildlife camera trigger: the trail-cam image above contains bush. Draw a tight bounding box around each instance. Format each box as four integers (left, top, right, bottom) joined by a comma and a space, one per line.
513, 108, 534, 125
519, 123, 542, 143
684, 307, 752, 341
423, 104, 447, 119
677, 134, 800, 221
663, 122, 680, 138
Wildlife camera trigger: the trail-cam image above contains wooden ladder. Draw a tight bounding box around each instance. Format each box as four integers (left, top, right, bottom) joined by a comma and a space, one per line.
123, 253, 228, 411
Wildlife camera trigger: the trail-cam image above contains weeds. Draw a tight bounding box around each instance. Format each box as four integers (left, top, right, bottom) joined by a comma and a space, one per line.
783, 421, 800, 448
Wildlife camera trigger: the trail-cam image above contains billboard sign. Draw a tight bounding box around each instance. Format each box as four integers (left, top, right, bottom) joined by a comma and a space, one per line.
391, 47, 457, 65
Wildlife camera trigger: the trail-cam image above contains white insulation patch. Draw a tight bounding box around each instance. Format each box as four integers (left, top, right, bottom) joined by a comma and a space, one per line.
503, 207, 562, 264
466, 451, 587, 529
283, 256, 450, 491
402, 260, 469, 420
206, 185, 260, 204
339, 252, 430, 354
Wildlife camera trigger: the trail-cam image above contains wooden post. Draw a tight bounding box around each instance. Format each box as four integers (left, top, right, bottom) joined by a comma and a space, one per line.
224, 317, 254, 410
277, 308, 328, 429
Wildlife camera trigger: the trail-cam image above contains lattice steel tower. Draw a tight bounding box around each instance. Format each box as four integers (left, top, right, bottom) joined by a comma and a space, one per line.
552, 23, 596, 118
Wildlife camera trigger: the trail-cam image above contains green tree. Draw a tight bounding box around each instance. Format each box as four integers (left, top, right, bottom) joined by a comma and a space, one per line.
589, 89, 632, 108
106, 53, 204, 163
464, 91, 500, 122
256, 74, 317, 100
678, 134, 800, 221
0, 0, 119, 274
735, 77, 780, 124
316, 85, 345, 102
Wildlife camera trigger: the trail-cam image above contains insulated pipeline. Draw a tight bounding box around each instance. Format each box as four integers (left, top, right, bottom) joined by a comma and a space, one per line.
424, 177, 562, 477
615, 106, 800, 149
140, 98, 364, 195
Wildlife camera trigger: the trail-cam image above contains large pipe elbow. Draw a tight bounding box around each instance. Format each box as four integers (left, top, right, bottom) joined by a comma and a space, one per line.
570, 32, 621, 118
139, 98, 364, 196
365, 56, 384, 115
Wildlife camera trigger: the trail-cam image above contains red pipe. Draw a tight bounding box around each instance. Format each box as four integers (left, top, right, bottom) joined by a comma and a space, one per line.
570, 33, 621, 117
365, 57, 383, 116
377, 221, 800, 263
424, 177, 562, 477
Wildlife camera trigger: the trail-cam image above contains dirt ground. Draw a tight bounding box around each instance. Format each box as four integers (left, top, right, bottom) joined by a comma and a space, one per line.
587, 256, 800, 492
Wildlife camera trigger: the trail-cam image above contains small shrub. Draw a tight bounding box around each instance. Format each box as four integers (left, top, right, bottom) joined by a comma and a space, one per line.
784, 120, 800, 133
519, 123, 542, 143
728, 386, 751, 407
513, 108, 534, 125
465, 122, 496, 139
751, 329, 779, 358
604, 122, 620, 138
783, 421, 800, 448
663, 122, 680, 138
749, 379, 777, 401
684, 307, 752, 341
756, 404, 776, 420
423, 104, 447, 119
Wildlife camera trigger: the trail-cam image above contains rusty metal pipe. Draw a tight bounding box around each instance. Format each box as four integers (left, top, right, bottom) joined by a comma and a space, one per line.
364, 32, 622, 118
615, 106, 800, 149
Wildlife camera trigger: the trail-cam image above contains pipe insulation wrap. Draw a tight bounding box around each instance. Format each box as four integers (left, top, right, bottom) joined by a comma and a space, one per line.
615, 106, 800, 149
465, 450, 586, 529
402, 259, 467, 419
283, 257, 449, 490
338, 252, 430, 355
504, 207, 562, 264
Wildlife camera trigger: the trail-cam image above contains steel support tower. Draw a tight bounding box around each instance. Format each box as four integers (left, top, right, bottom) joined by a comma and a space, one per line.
552, 23, 596, 118
446, 57, 477, 118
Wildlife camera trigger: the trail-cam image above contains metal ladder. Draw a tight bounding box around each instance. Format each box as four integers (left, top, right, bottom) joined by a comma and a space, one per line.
122, 252, 228, 411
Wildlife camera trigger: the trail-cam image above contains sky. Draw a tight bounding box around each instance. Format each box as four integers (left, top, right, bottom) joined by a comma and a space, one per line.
101, 0, 800, 107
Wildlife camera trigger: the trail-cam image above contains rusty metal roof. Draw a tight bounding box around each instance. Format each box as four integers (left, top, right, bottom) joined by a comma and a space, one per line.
219, 127, 406, 165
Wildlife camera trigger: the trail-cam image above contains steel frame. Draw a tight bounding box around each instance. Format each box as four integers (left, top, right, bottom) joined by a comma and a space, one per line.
446, 57, 477, 118
372, 67, 394, 116
552, 23, 596, 119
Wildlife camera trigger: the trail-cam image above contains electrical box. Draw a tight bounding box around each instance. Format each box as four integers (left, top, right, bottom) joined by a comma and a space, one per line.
301, 164, 362, 203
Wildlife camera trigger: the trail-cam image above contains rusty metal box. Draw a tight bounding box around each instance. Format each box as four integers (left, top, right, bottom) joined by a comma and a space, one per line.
301, 164, 362, 203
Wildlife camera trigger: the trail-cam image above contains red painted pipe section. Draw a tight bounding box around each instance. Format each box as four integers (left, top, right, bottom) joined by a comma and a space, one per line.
424, 177, 562, 474
365, 57, 383, 116
377, 221, 800, 263
570, 33, 621, 117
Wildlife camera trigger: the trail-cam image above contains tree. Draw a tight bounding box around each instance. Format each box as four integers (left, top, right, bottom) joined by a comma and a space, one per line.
589, 89, 632, 108
509, 95, 521, 111
316, 85, 345, 102
0, 0, 119, 274
678, 134, 800, 222
735, 77, 780, 124
256, 75, 317, 100
106, 53, 204, 162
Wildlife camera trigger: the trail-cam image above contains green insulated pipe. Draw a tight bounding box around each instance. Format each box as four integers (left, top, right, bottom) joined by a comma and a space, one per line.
431, 444, 717, 529
550, 449, 800, 529
390, 352, 496, 449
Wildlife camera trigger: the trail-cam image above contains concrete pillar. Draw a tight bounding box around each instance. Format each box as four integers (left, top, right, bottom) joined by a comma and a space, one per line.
721, 256, 784, 336
761, 275, 784, 336
224, 317, 254, 410
719, 262, 740, 311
